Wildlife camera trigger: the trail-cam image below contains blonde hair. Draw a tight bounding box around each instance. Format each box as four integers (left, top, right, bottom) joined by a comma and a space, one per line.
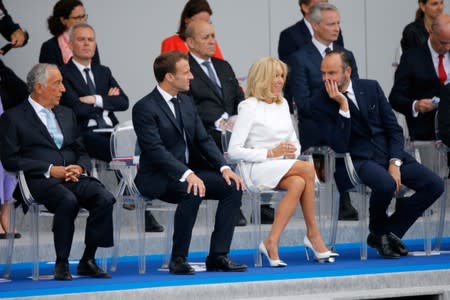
245, 57, 287, 104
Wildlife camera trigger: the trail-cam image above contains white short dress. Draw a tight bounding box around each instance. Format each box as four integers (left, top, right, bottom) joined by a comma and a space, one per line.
228, 97, 300, 191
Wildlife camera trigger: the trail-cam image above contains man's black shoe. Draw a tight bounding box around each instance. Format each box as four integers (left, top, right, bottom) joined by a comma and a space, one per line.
169, 257, 195, 275
387, 232, 408, 256
338, 192, 358, 221
54, 260, 72, 281
205, 255, 247, 272
77, 258, 111, 278
261, 204, 275, 224
145, 211, 164, 232
367, 233, 400, 259
236, 209, 247, 226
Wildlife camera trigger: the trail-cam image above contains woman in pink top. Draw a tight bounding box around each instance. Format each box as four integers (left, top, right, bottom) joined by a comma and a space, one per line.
161, 0, 223, 59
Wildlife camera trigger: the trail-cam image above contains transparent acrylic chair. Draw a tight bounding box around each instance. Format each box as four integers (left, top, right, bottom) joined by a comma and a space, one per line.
17, 171, 102, 280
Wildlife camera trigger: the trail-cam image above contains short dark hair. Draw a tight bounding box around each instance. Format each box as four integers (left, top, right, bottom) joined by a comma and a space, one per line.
177, 0, 213, 40
325, 50, 351, 71
47, 0, 84, 37
299, 0, 313, 16
153, 51, 189, 83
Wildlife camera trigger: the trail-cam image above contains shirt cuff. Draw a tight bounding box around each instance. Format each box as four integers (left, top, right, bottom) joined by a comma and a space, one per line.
180, 169, 193, 182
339, 110, 350, 118
94, 95, 103, 108
412, 100, 419, 117
45, 164, 53, 178
220, 166, 231, 173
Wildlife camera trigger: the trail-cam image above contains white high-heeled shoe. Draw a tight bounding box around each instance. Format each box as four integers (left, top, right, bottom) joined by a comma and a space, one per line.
303, 236, 339, 262
259, 242, 287, 267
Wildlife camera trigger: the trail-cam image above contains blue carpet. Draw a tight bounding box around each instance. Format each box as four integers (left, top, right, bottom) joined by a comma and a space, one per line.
1, 239, 450, 298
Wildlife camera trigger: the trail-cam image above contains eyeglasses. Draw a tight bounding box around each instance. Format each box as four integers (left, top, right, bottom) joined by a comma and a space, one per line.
68, 14, 88, 21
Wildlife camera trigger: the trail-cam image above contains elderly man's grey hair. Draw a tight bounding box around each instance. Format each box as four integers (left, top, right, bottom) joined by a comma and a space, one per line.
309, 2, 338, 24
26, 63, 59, 93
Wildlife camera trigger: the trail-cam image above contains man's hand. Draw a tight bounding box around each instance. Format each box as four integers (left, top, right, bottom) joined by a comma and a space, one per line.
10, 28, 26, 48
414, 99, 436, 113
50, 165, 83, 182
388, 164, 401, 195
108, 87, 120, 96
222, 168, 245, 191
186, 173, 206, 197
79, 95, 96, 104
324, 80, 349, 112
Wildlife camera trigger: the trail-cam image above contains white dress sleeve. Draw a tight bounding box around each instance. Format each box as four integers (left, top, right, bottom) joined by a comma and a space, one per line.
228, 99, 268, 162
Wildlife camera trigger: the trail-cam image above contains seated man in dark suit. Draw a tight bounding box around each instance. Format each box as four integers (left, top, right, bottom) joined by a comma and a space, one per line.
310, 50, 444, 258
289, 2, 359, 220
278, 0, 344, 112
132, 51, 247, 275
59, 23, 162, 232
0, 63, 115, 279
184, 19, 254, 226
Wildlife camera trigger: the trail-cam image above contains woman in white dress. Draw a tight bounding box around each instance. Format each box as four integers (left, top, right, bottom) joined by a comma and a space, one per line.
228, 57, 337, 267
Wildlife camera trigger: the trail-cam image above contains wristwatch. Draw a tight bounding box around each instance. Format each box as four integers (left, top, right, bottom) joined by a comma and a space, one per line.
390, 159, 403, 167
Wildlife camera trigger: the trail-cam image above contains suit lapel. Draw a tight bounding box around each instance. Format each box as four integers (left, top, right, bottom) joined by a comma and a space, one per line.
68, 59, 93, 95
23, 101, 56, 147
53, 106, 68, 146
423, 45, 440, 81
352, 80, 369, 122
306, 43, 323, 70
189, 55, 223, 99
299, 20, 312, 39
154, 90, 183, 135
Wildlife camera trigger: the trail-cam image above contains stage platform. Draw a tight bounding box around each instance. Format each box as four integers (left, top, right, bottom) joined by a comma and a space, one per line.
2, 239, 450, 300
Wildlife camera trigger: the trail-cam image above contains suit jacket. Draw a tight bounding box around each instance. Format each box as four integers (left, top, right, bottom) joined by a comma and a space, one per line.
39, 37, 101, 67
60, 59, 129, 131
310, 79, 406, 192
289, 41, 359, 150
389, 42, 441, 141
437, 83, 450, 145
0, 101, 91, 199
133, 88, 227, 199
0, 1, 28, 110
400, 19, 428, 53
186, 54, 244, 144
277, 19, 344, 63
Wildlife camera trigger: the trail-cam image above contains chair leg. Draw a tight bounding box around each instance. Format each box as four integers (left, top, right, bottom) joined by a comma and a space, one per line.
2, 203, 16, 279
423, 208, 433, 256
357, 185, 368, 261
162, 209, 175, 270
30, 205, 40, 280
328, 183, 339, 252
434, 177, 448, 252
110, 180, 127, 272
251, 192, 262, 267
136, 200, 146, 274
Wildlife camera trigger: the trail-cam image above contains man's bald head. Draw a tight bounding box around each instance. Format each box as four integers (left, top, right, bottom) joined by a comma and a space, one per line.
186, 20, 216, 60
430, 15, 450, 55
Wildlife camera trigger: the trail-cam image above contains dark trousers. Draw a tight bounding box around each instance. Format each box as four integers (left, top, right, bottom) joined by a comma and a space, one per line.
37, 177, 115, 258
161, 169, 242, 258
355, 155, 444, 237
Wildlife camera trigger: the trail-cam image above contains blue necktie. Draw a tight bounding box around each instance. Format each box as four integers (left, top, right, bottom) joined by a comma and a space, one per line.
42, 108, 63, 148
84, 68, 96, 95
201, 61, 223, 97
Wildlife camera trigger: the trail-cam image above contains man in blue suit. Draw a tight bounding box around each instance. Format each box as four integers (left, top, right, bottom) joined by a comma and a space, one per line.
310, 50, 444, 258
278, 0, 344, 112
389, 14, 450, 141
132, 51, 247, 275
289, 2, 359, 220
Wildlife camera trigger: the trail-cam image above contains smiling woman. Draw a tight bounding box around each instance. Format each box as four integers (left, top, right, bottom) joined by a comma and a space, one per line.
39, 0, 100, 67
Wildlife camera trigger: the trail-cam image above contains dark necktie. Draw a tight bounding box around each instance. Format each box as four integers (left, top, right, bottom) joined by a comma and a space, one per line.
170, 97, 183, 130
201, 61, 223, 97
438, 54, 447, 85
325, 47, 331, 54
344, 91, 359, 115
84, 68, 96, 95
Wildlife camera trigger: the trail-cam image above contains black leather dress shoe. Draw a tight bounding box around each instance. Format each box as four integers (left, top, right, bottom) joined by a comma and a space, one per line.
387, 232, 408, 256
205, 255, 247, 272
54, 261, 72, 281
145, 211, 164, 232
236, 209, 247, 227
169, 257, 195, 275
77, 259, 111, 278
338, 193, 358, 221
367, 233, 400, 259
260, 204, 275, 224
